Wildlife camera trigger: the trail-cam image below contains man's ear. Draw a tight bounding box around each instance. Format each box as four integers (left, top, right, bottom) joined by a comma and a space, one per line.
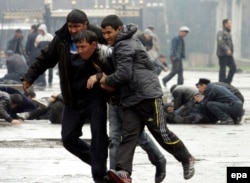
117, 26, 122, 32
92, 41, 97, 49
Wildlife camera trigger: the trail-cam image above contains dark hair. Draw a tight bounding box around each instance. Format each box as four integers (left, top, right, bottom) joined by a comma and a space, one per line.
10, 94, 23, 106
74, 30, 98, 44
101, 15, 123, 30
170, 84, 178, 93
195, 78, 211, 86
15, 29, 22, 33
67, 9, 88, 23
31, 24, 38, 31
223, 19, 230, 27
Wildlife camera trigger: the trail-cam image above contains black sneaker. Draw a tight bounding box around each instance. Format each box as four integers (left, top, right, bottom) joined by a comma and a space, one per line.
234, 109, 245, 124
103, 175, 112, 183
155, 158, 166, 183
182, 156, 195, 180
108, 169, 132, 183
94, 180, 103, 183
94, 178, 105, 183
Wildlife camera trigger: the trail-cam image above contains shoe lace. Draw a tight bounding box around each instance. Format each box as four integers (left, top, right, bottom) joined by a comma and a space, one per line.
119, 170, 131, 181
119, 170, 128, 177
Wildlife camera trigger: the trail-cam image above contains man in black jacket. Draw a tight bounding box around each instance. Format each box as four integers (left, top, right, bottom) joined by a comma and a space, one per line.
214, 82, 244, 103
7, 29, 25, 58
195, 78, 243, 125
25, 24, 39, 66
21, 9, 108, 183
99, 15, 195, 183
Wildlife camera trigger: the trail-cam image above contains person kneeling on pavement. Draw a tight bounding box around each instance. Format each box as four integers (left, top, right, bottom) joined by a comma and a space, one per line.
194, 78, 243, 125
0, 91, 23, 124
0, 86, 37, 116
164, 85, 217, 124
19, 93, 64, 124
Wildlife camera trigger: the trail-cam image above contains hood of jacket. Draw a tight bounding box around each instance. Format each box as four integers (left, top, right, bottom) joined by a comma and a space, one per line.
115, 24, 137, 44
38, 24, 48, 34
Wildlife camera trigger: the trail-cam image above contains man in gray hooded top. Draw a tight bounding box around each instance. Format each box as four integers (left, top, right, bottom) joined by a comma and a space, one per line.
99, 15, 195, 183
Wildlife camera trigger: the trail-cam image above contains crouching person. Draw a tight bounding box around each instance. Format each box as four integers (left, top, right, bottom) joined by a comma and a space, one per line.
0, 91, 23, 124
195, 78, 243, 125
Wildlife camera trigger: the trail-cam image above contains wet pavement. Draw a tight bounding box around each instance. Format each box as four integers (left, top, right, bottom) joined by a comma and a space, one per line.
0, 68, 250, 183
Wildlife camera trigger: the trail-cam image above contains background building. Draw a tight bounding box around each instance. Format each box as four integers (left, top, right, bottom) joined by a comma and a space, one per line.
0, 0, 249, 67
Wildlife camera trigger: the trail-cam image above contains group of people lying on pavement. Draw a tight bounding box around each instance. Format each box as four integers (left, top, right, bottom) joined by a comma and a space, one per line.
0, 77, 244, 125
164, 78, 244, 125
0, 86, 63, 124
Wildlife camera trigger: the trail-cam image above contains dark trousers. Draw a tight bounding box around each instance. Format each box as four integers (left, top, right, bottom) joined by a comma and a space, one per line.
206, 101, 243, 121
35, 73, 46, 86
152, 62, 162, 76
218, 56, 236, 84
35, 68, 53, 86
109, 104, 165, 169
28, 108, 48, 120
48, 68, 53, 84
61, 97, 108, 180
116, 98, 191, 174
162, 59, 183, 85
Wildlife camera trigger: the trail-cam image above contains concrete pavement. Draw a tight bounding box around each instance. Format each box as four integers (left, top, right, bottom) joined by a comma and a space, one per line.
0, 69, 250, 183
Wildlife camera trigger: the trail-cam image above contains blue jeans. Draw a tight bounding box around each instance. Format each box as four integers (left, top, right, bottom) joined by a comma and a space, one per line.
109, 104, 165, 170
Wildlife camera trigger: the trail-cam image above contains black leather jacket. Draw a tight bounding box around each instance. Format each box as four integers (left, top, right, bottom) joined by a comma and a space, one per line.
21, 23, 107, 107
